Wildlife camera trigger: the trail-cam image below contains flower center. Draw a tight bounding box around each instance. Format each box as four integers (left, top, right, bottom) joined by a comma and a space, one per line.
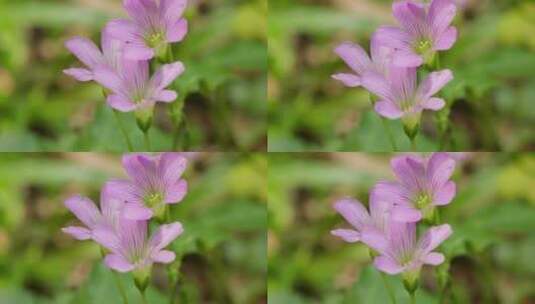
145, 192, 163, 207
414, 39, 431, 55
146, 31, 165, 49
415, 193, 431, 210
399, 99, 413, 112
399, 251, 414, 266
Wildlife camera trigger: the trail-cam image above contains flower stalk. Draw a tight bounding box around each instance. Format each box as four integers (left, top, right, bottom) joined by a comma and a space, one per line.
370, 94, 398, 151
113, 109, 134, 152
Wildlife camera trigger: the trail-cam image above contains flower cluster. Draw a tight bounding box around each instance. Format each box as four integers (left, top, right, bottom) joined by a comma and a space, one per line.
62, 153, 188, 287
331, 153, 456, 294
64, 0, 188, 129
333, 0, 457, 139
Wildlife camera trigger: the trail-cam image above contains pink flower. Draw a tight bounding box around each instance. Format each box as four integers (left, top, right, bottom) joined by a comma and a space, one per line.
106, 0, 188, 60
331, 185, 398, 252
106, 153, 188, 220
62, 182, 124, 240
93, 219, 183, 273
375, 153, 456, 222
64, 24, 124, 82
375, 0, 457, 67
332, 33, 394, 88
93, 60, 184, 112
362, 67, 452, 122
373, 223, 452, 278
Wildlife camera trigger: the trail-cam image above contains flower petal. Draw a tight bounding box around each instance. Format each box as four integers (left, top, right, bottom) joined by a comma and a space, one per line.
62, 226, 92, 240
65, 37, 103, 68
371, 181, 411, 206
418, 224, 452, 253
124, 0, 158, 26
159, 153, 188, 184
166, 19, 188, 43
423, 252, 445, 265
391, 155, 425, 191
122, 154, 153, 188
64, 195, 101, 229
374, 100, 404, 119
417, 69, 453, 99
93, 67, 124, 93
63, 68, 94, 81
330, 229, 361, 243
333, 42, 372, 75
165, 180, 188, 204
104, 179, 143, 206
392, 1, 426, 37
433, 181, 456, 206
99, 182, 128, 226
151, 250, 176, 263
428, 0, 457, 35
151, 62, 185, 89
421, 97, 445, 111
155, 90, 177, 102
370, 181, 412, 225
331, 73, 361, 87
124, 44, 155, 61
92, 227, 120, 252
104, 254, 135, 272
374, 26, 413, 50
105, 19, 144, 44
361, 72, 391, 100
434, 26, 457, 50
361, 228, 389, 253
107, 94, 137, 112
391, 204, 422, 222
161, 0, 188, 24
427, 153, 456, 187
333, 198, 371, 230
374, 255, 404, 274
149, 222, 184, 252
392, 50, 423, 67
123, 202, 154, 220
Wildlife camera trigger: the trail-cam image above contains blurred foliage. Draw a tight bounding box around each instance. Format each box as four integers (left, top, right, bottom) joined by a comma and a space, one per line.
268, 0, 535, 152
0, 152, 267, 303
0, 0, 267, 151
268, 153, 535, 303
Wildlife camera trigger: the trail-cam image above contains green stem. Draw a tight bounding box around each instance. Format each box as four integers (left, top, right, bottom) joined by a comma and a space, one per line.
370, 94, 397, 151
112, 271, 129, 304
381, 118, 398, 151
170, 100, 184, 151
410, 291, 416, 304
167, 44, 175, 63
100, 247, 128, 304
143, 130, 152, 151
439, 282, 450, 304
169, 275, 180, 304
410, 136, 417, 150
113, 110, 134, 152
139, 289, 149, 304
172, 123, 181, 151
434, 53, 441, 70
380, 272, 397, 304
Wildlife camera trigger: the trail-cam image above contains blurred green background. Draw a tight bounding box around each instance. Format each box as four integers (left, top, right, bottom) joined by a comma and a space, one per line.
0, 152, 267, 303
0, 0, 267, 151
268, 153, 535, 303
268, 0, 535, 152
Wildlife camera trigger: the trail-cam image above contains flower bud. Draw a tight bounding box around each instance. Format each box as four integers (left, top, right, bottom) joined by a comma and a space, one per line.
402, 269, 420, 295
402, 112, 421, 140
136, 106, 154, 133
134, 266, 151, 293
